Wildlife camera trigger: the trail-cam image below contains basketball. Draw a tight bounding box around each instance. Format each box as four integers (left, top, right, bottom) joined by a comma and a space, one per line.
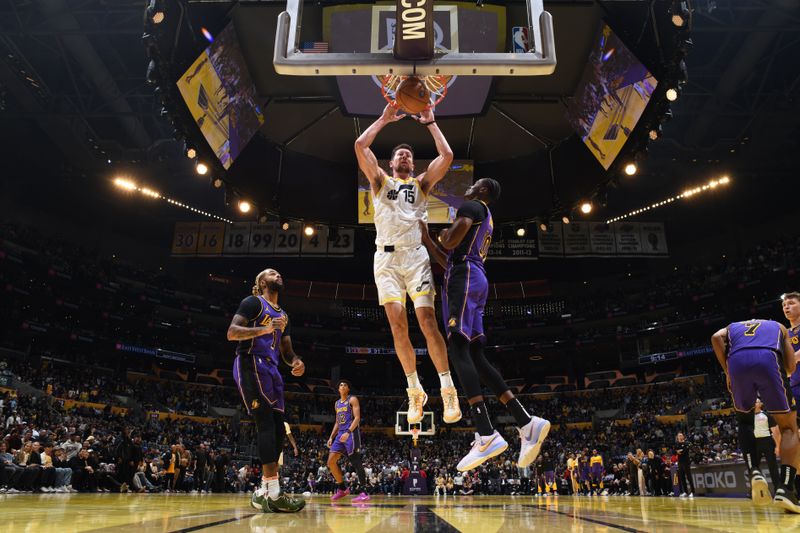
395, 77, 430, 114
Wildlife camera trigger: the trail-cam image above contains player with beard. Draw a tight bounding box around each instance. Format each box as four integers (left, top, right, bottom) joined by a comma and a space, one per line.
227, 268, 305, 513
355, 104, 462, 426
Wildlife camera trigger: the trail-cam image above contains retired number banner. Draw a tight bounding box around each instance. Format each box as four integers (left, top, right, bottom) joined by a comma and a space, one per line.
171, 222, 354, 257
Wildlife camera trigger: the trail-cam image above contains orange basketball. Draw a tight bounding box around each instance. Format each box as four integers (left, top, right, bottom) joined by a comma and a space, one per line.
395, 77, 430, 114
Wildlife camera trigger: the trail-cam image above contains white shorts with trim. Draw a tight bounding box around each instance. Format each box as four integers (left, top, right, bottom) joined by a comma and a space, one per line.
374, 245, 435, 308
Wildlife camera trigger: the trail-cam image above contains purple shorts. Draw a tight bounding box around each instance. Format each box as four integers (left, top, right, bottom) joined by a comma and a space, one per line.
234, 354, 285, 413
728, 349, 791, 414
442, 262, 488, 342
330, 429, 361, 456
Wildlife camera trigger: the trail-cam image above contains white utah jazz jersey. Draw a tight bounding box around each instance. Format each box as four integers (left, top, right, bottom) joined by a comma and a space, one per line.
373, 175, 427, 247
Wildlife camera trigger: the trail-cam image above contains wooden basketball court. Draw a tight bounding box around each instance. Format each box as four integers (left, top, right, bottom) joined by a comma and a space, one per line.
1, 493, 797, 532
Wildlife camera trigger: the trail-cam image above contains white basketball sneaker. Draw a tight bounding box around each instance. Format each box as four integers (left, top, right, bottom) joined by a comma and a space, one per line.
517, 416, 551, 468
751, 471, 770, 506
441, 386, 462, 423
457, 431, 509, 472
406, 388, 428, 424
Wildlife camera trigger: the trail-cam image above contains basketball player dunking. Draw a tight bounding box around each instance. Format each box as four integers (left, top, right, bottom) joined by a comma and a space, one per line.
326, 380, 370, 504
227, 268, 305, 513
420, 178, 550, 471
355, 104, 461, 425
711, 318, 800, 512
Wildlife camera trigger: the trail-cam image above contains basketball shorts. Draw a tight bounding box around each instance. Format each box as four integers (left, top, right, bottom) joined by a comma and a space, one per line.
727, 349, 792, 414
374, 244, 434, 308
442, 262, 488, 342
233, 354, 285, 413
330, 429, 361, 457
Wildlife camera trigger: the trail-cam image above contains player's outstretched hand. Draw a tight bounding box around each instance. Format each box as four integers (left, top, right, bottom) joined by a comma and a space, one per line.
290, 358, 305, 376
411, 107, 435, 124
381, 103, 406, 123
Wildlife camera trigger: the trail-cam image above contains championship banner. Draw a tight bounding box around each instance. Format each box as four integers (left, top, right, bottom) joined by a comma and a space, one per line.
536, 221, 668, 258
613, 221, 643, 255
563, 221, 591, 256
538, 221, 565, 257
589, 222, 616, 256
170, 222, 354, 257
488, 231, 538, 260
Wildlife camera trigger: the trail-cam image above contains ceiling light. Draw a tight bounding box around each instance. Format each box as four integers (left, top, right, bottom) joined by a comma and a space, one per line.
516, 227, 526, 237
580, 202, 593, 214
304, 225, 315, 236
624, 163, 637, 176
666, 88, 679, 102
196, 162, 209, 175
238, 201, 251, 214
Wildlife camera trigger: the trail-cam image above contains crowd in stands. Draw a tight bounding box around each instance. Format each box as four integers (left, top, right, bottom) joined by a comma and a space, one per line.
1, 223, 797, 497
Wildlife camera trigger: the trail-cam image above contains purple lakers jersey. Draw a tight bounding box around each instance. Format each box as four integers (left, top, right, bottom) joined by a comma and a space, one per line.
448, 200, 493, 270
788, 325, 800, 386
235, 295, 288, 366
727, 319, 783, 358
335, 396, 354, 433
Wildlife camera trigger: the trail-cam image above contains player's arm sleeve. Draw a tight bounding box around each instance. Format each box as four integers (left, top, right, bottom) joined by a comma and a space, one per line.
235, 296, 262, 321
455, 200, 486, 224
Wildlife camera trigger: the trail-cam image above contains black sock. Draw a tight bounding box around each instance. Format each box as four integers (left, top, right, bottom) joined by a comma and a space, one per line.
337, 482, 345, 491
781, 465, 797, 491
505, 398, 532, 428
470, 402, 494, 436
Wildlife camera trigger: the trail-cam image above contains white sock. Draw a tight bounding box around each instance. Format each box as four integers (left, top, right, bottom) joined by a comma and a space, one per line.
266, 476, 280, 500
256, 479, 267, 496
406, 371, 424, 391
438, 371, 454, 389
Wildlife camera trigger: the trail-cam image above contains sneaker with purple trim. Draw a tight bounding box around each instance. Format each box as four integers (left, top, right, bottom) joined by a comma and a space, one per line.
352, 492, 371, 503
331, 488, 350, 502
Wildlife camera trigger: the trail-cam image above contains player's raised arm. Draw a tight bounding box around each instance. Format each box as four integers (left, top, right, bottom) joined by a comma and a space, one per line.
355, 104, 404, 194
415, 107, 453, 196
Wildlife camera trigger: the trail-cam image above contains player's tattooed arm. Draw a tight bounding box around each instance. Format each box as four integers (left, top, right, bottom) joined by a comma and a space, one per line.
419, 220, 448, 268
279, 334, 305, 376
710, 327, 729, 374
226, 314, 275, 341
355, 104, 402, 194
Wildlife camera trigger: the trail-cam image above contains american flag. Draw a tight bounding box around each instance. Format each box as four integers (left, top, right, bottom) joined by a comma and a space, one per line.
300, 41, 329, 54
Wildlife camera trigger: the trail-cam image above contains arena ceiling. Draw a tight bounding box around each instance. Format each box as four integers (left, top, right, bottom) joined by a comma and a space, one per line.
0, 0, 799, 232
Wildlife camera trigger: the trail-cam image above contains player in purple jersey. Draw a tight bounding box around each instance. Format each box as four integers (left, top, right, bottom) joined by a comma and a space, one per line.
782, 293, 800, 403
712, 318, 800, 512
420, 178, 550, 472
227, 268, 305, 513
326, 380, 370, 503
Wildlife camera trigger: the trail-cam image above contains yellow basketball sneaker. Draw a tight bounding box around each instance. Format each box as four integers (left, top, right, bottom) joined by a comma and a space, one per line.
441, 386, 462, 423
